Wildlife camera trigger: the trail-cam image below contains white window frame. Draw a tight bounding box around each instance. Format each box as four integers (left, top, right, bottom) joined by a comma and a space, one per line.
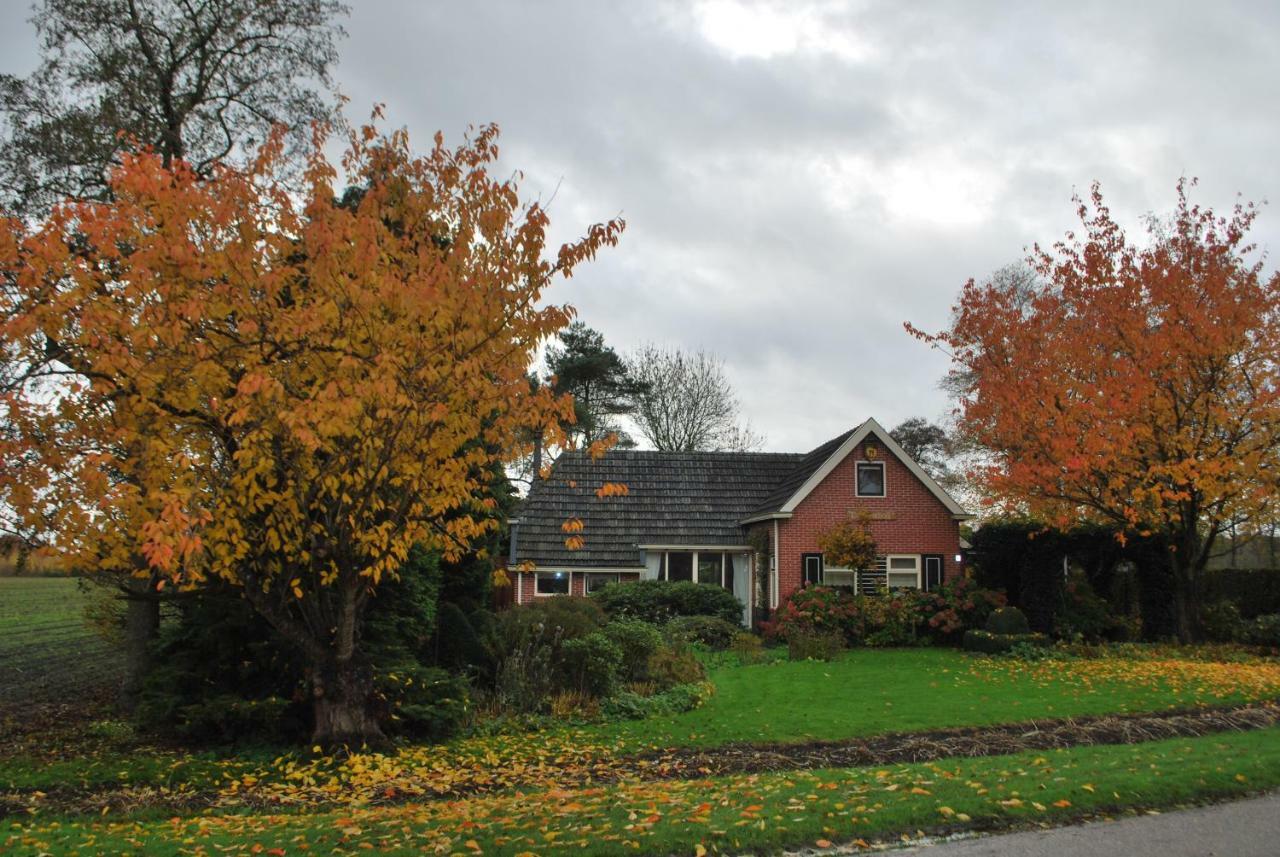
855, 460, 886, 497
661, 550, 731, 588
885, 554, 921, 590
534, 570, 571, 596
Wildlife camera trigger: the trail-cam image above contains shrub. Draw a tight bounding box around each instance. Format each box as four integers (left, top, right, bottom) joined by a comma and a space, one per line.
167, 695, 298, 745
861, 590, 931, 646
549, 690, 600, 720
921, 577, 1007, 642
730, 631, 768, 665
963, 629, 1050, 654
985, 606, 1031, 635
601, 681, 714, 720
373, 662, 470, 742
646, 643, 706, 688
557, 632, 623, 697
500, 597, 605, 643
1202, 601, 1247, 643
1053, 570, 1117, 641
1246, 613, 1280, 648
590, 580, 743, 625
788, 628, 844, 661
667, 615, 741, 650
602, 619, 664, 682
761, 586, 858, 642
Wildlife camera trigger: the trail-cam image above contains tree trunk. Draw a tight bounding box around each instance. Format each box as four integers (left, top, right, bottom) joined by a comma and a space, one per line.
1169, 543, 1204, 644
311, 652, 386, 748
118, 578, 161, 713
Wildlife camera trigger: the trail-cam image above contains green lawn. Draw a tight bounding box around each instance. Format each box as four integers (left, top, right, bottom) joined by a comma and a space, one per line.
588, 646, 1280, 750
0, 577, 123, 707
4, 646, 1278, 802
9, 725, 1280, 856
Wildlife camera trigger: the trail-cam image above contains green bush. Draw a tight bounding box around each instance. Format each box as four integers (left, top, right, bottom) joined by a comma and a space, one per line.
1246, 613, 1280, 648
590, 580, 743, 626
860, 590, 931, 646
602, 619, 664, 683
1202, 601, 1247, 643
601, 682, 714, 721
1053, 570, 1117, 641
646, 643, 706, 688
557, 632, 623, 698
499, 596, 605, 643
788, 628, 844, 661
667, 615, 741, 650
963, 629, 1050, 654
985, 606, 1031, 635
920, 577, 1008, 642
168, 695, 298, 745
373, 661, 470, 742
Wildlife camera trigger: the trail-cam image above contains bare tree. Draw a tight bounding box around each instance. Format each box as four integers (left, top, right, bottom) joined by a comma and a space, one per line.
627, 344, 765, 452
0, 0, 347, 218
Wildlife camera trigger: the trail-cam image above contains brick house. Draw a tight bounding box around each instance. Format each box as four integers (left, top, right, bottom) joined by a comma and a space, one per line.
509, 418, 971, 626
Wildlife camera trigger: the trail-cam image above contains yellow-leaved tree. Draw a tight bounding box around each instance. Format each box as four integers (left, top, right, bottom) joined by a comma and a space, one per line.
0, 117, 623, 744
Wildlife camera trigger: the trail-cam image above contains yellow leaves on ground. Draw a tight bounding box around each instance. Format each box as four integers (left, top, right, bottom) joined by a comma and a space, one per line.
971, 648, 1280, 705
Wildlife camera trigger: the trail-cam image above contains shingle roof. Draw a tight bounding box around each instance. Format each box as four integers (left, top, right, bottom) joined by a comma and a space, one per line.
513, 449, 804, 568
743, 428, 858, 520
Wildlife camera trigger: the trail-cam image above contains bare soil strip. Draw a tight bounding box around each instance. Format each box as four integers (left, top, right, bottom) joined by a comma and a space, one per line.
3, 701, 1278, 818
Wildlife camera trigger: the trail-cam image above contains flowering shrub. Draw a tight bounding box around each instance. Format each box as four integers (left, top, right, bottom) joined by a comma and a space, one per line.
765, 579, 1008, 648
920, 577, 1007, 643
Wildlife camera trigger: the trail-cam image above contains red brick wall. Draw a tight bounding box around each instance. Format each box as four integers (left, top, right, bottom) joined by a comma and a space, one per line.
776, 436, 963, 603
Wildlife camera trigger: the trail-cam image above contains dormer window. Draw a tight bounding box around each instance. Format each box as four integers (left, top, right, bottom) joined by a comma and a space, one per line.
856, 461, 885, 497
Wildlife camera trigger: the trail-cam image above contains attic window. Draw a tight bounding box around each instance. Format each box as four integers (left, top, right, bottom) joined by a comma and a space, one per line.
856, 461, 885, 497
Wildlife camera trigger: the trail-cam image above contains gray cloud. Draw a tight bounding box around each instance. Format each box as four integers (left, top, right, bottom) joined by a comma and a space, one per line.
4, 0, 1278, 451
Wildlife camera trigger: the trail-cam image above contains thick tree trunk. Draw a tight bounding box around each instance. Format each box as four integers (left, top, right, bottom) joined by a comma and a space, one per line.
1169, 539, 1205, 645
118, 578, 161, 713
311, 652, 386, 748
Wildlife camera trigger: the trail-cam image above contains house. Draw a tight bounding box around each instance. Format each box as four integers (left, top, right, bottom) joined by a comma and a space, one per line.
509, 418, 971, 626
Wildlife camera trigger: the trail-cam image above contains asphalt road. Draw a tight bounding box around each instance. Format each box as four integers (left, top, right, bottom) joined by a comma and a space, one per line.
895, 793, 1280, 856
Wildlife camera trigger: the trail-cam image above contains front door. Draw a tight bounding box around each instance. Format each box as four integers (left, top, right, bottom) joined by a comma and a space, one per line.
923, 555, 944, 592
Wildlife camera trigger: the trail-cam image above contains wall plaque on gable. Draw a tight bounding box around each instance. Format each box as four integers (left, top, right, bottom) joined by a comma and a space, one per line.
851, 510, 897, 521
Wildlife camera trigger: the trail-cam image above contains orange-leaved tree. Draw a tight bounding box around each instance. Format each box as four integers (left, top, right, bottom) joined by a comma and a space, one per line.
0, 118, 623, 743
908, 181, 1280, 642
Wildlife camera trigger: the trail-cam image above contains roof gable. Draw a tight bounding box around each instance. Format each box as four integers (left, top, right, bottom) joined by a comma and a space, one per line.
776, 418, 970, 518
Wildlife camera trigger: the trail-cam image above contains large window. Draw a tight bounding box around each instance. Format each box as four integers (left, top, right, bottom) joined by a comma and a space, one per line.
586, 573, 620, 594
535, 571, 570, 596
886, 555, 921, 589
856, 461, 885, 497
663, 550, 734, 589
665, 551, 693, 582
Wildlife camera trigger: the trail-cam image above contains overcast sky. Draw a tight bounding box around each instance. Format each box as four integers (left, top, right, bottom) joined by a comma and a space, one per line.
4, 1, 1279, 452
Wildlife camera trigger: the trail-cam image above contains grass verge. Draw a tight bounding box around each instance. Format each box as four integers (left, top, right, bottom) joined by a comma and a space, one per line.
7, 724, 1280, 856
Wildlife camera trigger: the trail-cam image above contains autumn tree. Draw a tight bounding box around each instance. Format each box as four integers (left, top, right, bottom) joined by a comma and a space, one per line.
816, 514, 877, 573
626, 343, 764, 452
908, 181, 1280, 641
0, 0, 347, 217
0, 119, 623, 744
0, 0, 349, 712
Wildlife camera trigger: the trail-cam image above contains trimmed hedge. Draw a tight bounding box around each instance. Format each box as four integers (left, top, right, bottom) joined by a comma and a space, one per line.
963, 629, 1051, 654
589, 580, 743, 626
985, 607, 1031, 635
1202, 568, 1280, 619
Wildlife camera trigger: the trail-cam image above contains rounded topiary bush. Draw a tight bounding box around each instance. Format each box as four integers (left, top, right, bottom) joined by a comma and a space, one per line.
590, 580, 743, 626
985, 606, 1031, 635
667, 615, 741, 650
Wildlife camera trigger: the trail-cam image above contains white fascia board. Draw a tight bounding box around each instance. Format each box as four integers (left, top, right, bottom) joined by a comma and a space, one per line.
779, 417, 970, 518
738, 511, 793, 525
637, 544, 754, 551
